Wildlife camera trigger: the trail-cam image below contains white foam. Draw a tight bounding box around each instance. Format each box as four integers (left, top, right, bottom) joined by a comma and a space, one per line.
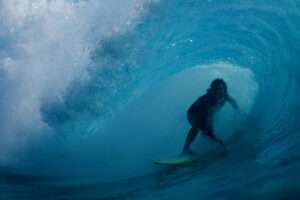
0, 0, 153, 164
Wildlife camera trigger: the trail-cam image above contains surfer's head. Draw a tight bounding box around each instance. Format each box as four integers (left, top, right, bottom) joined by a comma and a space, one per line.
209, 78, 227, 95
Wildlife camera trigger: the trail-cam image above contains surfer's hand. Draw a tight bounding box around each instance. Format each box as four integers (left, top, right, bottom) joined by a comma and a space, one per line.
237, 109, 248, 119
216, 139, 227, 152
235, 111, 247, 130
222, 144, 228, 153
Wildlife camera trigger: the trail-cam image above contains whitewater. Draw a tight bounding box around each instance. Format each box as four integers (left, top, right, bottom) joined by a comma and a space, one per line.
1, 0, 300, 199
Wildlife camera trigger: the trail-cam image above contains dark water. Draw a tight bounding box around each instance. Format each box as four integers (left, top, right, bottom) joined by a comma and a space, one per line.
1, 0, 300, 199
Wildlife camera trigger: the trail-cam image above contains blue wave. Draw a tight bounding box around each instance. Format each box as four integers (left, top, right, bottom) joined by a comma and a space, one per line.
1, 0, 300, 199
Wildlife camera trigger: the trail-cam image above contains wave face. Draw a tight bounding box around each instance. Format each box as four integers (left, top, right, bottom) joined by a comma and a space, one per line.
1, 0, 300, 199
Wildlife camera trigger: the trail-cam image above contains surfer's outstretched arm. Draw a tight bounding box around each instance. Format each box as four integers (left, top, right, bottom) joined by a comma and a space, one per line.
227, 95, 240, 112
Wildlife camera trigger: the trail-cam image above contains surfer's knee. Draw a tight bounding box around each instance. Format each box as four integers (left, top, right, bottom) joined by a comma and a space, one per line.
187, 113, 197, 127
189, 127, 198, 134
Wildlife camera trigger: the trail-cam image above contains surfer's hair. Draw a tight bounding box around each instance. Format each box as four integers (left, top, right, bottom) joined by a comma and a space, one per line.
210, 78, 227, 91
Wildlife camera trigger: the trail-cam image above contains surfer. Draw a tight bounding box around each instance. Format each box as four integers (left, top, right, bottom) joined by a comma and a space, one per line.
182, 78, 240, 154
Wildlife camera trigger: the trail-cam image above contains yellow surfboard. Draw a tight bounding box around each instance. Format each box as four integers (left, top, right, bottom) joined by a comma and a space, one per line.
153, 153, 201, 165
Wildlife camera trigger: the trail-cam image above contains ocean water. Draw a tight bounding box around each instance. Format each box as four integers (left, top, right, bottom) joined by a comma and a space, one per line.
1, 0, 300, 199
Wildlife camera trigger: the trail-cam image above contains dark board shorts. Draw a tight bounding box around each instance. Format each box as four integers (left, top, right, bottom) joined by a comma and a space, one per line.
187, 109, 212, 131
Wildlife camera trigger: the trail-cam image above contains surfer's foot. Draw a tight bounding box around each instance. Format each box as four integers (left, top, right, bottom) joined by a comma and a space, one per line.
182, 149, 194, 155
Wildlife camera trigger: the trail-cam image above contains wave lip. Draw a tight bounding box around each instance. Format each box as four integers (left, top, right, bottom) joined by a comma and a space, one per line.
0, 0, 153, 164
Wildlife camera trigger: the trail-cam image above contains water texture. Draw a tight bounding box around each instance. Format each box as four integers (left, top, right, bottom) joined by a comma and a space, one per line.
1, 0, 300, 199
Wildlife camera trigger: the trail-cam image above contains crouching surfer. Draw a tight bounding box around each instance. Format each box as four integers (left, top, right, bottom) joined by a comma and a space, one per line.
182, 78, 240, 154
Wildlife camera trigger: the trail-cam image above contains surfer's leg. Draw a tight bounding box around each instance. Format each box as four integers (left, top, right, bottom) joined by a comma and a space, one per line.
203, 128, 226, 150
182, 127, 198, 153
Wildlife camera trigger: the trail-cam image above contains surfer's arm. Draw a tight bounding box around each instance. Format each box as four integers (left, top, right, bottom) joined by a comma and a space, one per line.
227, 95, 240, 112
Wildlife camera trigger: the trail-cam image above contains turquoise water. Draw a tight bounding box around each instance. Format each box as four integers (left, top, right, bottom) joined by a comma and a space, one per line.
1, 0, 300, 199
